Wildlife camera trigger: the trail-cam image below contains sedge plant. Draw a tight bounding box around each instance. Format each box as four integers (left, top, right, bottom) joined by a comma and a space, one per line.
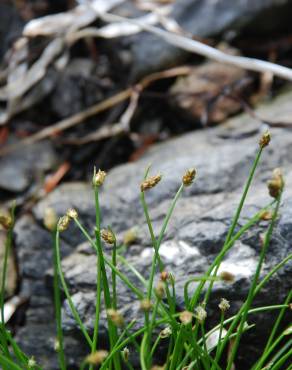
0, 130, 291, 370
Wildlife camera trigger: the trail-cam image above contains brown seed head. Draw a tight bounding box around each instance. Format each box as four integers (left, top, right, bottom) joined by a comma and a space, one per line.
86, 350, 108, 365
140, 299, 153, 312
92, 169, 106, 187
160, 271, 169, 281
182, 168, 197, 186
66, 208, 78, 219
259, 210, 273, 221
155, 281, 165, 299
220, 271, 235, 283
101, 229, 116, 244
107, 309, 124, 327
259, 130, 271, 148
57, 215, 70, 232
179, 310, 193, 325
218, 298, 230, 312
151, 366, 165, 370
0, 214, 13, 230
43, 208, 57, 231
140, 174, 162, 192
267, 168, 284, 199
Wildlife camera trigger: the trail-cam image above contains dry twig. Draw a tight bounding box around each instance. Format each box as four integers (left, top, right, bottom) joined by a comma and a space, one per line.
0, 66, 191, 155
97, 11, 292, 82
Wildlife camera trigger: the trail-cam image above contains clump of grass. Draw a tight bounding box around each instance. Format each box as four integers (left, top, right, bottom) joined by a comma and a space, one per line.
0, 131, 291, 370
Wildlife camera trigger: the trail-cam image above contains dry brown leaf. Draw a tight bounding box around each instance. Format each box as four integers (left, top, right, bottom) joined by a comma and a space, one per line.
44, 161, 71, 194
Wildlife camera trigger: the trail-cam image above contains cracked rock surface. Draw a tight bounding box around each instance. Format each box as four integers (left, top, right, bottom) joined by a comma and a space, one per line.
14, 90, 292, 369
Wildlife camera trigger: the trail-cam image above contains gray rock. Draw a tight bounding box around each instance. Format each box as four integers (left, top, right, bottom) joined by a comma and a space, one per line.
13, 215, 78, 367
0, 3, 24, 61
118, 0, 292, 78
51, 58, 107, 118
15, 90, 292, 368
0, 140, 57, 192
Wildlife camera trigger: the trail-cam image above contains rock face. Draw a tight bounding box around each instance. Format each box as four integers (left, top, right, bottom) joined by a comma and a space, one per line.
0, 3, 24, 61
14, 90, 292, 369
122, 0, 292, 78
0, 140, 57, 193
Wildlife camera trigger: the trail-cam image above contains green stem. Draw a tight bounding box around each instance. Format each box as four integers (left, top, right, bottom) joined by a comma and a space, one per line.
90, 255, 102, 370
140, 333, 149, 370
140, 190, 164, 298
117, 254, 148, 289
189, 203, 271, 310
169, 325, 184, 370
255, 254, 292, 295
90, 184, 103, 370
100, 320, 136, 370
112, 239, 117, 309
203, 147, 263, 307
74, 219, 144, 299
150, 334, 162, 359
0, 354, 23, 370
213, 311, 225, 368
0, 203, 15, 359
226, 193, 282, 370
52, 229, 66, 370
93, 187, 120, 370
200, 323, 210, 369
270, 347, 292, 370
269, 338, 292, 369
55, 231, 92, 347
253, 289, 292, 370
74, 218, 178, 328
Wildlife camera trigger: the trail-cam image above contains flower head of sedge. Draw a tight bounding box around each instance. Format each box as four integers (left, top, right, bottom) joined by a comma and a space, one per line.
259, 130, 271, 148
267, 168, 284, 199
155, 281, 165, 299
168, 272, 175, 284
179, 310, 193, 325
182, 168, 197, 186
194, 305, 207, 323
140, 298, 152, 312
43, 208, 57, 231
140, 174, 162, 192
219, 271, 235, 283
160, 271, 169, 281
0, 214, 13, 230
54, 339, 60, 352
122, 347, 129, 362
66, 208, 78, 219
57, 215, 70, 232
160, 326, 172, 338
259, 210, 273, 221
28, 357, 36, 369
92, 168, 106, 187
107, 309, 124, 327
218, 298, 230, 312
86, 350, 108, 365
101, 228, 116, 244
